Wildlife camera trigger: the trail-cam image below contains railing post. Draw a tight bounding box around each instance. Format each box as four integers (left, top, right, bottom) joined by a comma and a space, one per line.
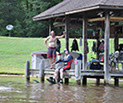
25, 60, 30, 82
114, 77, 119, 86
75, 59, 81, 85
82, 76, 87, 86
39, 60, 45, 83
65, 78, 69, 85
96, 78, 100, 86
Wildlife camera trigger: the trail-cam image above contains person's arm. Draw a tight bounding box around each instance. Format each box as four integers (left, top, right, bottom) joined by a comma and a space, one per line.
44, 36, 50, 48
56, 31, 65, 39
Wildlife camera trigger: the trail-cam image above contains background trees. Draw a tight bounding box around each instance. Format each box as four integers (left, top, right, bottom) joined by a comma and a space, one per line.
0, 0, 63, 37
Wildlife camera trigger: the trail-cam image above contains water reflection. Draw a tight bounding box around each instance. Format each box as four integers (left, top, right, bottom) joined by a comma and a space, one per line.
24, 83, 123, 103
0, 81, 123, 103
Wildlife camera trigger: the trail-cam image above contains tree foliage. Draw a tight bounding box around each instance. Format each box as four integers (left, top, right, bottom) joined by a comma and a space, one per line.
0, 0, 63, 37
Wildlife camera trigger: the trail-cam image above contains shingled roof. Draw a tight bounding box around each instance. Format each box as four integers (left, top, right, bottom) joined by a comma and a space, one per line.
33, 0, 123, 21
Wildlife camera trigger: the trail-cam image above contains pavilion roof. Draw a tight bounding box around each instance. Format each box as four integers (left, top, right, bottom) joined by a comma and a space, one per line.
33, 0, 123, 21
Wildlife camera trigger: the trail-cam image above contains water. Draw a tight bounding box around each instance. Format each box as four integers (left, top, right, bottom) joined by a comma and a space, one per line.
0, 78, 123, 103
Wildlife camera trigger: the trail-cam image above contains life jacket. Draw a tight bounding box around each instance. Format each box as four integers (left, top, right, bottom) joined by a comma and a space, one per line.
71, 39, 79, 52
62, 54, 73, 68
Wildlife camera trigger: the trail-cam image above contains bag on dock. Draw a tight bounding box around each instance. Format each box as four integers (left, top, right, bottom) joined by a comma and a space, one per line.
90, 62, 103, 70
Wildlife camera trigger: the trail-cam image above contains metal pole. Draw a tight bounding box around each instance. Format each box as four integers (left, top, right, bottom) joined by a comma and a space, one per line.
9, 31, 11, 37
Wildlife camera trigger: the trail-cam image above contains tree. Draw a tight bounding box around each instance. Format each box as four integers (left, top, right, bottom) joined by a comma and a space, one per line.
0, 0, 63, 37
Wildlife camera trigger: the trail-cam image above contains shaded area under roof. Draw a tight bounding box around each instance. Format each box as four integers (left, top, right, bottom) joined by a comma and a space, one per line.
33, 0, 123, 21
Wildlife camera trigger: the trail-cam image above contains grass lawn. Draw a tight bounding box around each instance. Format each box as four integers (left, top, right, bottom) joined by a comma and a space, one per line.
0, 36, 122, 74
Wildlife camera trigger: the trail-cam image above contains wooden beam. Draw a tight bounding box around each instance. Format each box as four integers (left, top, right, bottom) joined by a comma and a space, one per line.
65, 6, 99, 15
82, 15, 88, 71
104, 11, 110, 85
110, 17, 123, 22
65, 16, 69, 51
89, 17, 105, 22
88, 17, 123, 22
49, 19, 53, 36
54, 23, 65, 28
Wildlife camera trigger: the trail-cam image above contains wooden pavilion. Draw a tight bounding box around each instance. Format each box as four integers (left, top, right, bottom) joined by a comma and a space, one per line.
31, 0, 123, 85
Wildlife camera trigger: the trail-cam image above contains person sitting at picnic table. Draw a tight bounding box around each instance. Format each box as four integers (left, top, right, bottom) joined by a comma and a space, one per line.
47, 49, 73, 84
45, 30, 65, 69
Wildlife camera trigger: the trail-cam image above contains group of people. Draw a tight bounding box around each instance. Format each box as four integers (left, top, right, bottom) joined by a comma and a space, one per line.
44, 30, 73, 84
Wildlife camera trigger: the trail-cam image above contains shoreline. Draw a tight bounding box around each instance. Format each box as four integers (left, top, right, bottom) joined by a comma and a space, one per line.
0, 74, 123, 82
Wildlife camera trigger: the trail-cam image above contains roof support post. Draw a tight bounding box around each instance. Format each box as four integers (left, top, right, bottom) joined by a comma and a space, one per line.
82, 15, 88, 71
65, 16, 69, 51
49, 19, 53, 36
114, 35, 119, 51
104, 11, 110, 85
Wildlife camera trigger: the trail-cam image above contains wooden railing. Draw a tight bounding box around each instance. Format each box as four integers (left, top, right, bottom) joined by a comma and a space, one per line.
25, 59, 123, 86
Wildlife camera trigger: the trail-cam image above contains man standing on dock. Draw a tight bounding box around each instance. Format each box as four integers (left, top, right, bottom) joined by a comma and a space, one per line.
45, 30, 65, 69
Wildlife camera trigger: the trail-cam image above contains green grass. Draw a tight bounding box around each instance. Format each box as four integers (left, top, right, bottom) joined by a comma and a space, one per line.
0, 36, 123, 74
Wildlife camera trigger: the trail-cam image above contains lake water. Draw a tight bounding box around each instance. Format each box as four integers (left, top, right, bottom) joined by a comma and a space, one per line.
0, 77, 123, 103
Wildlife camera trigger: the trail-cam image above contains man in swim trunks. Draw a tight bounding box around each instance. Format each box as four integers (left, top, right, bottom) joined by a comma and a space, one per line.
45, 30, 65, 69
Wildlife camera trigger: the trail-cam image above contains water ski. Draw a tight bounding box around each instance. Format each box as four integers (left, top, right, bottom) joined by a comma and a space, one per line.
33, 79, 40, 83
47, 78, 58, 84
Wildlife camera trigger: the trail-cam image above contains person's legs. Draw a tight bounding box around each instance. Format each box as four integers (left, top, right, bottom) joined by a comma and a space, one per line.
60, 69, 64, 79
49, 58, 52, 66
59, 68, 63, 84
51, 48, 56, 68
53, 69, 59, 79
52, 49, 56, 64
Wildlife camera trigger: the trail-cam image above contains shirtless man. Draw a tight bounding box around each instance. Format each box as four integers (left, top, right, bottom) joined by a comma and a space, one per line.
45, 30, 65, 69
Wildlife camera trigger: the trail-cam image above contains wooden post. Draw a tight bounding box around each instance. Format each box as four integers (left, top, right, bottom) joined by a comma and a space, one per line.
114, 35, 119, 51
82, 76, 87, 86
82, 15, 88, 70
96, 78, 100, 86
104, 11, 110, 85
57, 72, 60, 82
114, 77, 119, 86
25, 60, 30, 82
65, 78, 69, 85
76, 80, 81, 85
122, 63, 123, 70
96, 38, 100, 59
75, 59, 81, 85
65, 16, 69, 51
49, 19, 53, 36
39, 60, 45, 83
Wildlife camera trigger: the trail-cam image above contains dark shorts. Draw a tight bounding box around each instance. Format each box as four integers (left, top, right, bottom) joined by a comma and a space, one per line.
47, 47, 56, 58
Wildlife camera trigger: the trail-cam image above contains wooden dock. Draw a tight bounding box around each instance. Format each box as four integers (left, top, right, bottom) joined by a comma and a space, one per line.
25, 60, 123, 86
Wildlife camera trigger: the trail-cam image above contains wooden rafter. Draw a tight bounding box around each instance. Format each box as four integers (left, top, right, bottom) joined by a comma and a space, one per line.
88, 17, 123, 22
